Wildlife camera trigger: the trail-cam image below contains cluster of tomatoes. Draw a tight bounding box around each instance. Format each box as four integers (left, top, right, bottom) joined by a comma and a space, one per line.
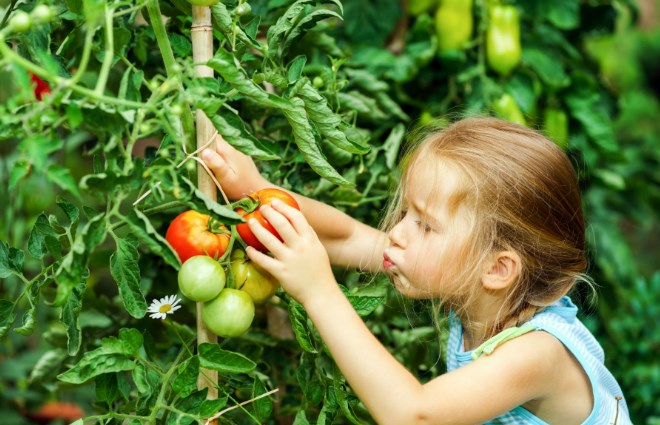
165, 188, 299, 338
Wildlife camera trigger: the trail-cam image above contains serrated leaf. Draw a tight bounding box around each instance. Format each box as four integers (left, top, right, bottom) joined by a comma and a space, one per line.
47, 165, 83, 201
60, 283, 85, 355
123, 210, 181, 270
288, 299, 317, 353
14, 284, 39, 335
282, 97, 350, 186
252, 376, 273, 420
179, 177, 245, 224
29, 349, 68, 384
172, 356, 200, 398
110, 235, 147, 319
58, 353, 136, 384
198, 343, 256, 374
0, 242, 24, 278
132, 363, 151, 395
0, 299, 17, 338
56, 197, 80, 226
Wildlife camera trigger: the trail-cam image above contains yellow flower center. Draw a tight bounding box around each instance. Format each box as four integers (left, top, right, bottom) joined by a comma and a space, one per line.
159, 304, 172, 313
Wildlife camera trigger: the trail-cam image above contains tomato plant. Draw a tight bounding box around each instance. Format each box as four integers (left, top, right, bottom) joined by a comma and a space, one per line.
166, 210, 230, 264
178, 255, 226, 302
202, 288, 255, 338
0, 0, 655, 423
231, 249, 279, 304
235, 188, 300, 252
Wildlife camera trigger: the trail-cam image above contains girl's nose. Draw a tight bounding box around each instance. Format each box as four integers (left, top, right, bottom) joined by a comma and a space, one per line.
388, 221, 406, 248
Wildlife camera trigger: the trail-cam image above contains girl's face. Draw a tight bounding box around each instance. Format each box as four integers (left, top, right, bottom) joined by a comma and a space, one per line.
383, 162, 473, 299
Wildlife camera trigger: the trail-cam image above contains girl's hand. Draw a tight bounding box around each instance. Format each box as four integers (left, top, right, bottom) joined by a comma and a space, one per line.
244, 200, 336, 306
201, 134, 270, 200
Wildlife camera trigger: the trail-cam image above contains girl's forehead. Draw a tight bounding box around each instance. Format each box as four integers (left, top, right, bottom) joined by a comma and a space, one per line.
405, 158, 463, 201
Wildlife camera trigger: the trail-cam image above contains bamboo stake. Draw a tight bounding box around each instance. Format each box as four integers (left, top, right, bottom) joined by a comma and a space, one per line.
191, 4, 219, 417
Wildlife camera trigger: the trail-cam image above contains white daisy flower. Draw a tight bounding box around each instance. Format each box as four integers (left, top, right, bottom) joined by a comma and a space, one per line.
147, 295, 182, 320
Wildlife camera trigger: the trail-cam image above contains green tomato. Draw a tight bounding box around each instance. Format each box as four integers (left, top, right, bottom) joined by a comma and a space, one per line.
231, 249, 279, 304
202, 289, 255, 337
187, 0, 220, 6
543, 107, 569, 150
31, 5, 55, 24
312, 76, 324, 88
234, 3, 252, 16
178, 255, 226, 302
9, 11, 32, 33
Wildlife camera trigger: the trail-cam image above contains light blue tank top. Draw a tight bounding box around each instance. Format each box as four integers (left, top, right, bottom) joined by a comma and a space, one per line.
446, 296, 632, 424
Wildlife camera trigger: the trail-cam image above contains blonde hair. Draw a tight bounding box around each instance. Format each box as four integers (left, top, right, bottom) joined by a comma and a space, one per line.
382, 117, 590, 338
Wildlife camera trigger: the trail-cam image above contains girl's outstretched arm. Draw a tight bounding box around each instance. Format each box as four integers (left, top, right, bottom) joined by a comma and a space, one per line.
202, 136, 387, 272
246, 202, 572, 425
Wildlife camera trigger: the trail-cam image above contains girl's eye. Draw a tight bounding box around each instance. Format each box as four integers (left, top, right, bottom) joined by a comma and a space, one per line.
415, 220, 433, 234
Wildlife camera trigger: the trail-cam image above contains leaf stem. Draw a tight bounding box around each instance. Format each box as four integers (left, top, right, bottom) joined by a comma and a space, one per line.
94, 4, 115, 95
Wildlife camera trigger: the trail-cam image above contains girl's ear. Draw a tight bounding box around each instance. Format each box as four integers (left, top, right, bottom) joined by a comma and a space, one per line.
481, 251, 521, 290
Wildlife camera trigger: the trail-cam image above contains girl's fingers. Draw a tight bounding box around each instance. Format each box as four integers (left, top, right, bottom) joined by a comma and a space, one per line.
270, 200, 313, 237
248, 217, 285, 256
201, 149, 232, 181
245, 245, 279, 274
258, 205, 299, 246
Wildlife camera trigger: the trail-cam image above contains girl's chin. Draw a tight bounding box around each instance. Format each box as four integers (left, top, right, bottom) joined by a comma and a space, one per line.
390, 275, 431, 299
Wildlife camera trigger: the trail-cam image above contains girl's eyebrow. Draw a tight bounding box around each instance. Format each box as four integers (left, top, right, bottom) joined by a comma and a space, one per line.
412, 199, 446, 229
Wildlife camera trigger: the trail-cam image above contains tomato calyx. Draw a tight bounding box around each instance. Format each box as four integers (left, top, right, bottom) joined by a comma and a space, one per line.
208, 216, 233, 234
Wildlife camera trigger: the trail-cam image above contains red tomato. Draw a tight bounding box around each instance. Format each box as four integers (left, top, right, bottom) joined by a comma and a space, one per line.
235, 188, 300, 252
166, 210, 230, 264
29, 401, 85, 423
30, 73, 51, 101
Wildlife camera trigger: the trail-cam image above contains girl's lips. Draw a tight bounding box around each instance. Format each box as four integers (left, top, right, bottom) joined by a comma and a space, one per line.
383, 252, 396, 270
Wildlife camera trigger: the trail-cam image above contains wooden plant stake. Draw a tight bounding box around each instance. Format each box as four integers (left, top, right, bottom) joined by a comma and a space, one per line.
191, 5, 219, 421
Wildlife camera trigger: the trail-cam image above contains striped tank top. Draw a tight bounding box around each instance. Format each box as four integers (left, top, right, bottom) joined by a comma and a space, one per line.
446, 296, 632, 424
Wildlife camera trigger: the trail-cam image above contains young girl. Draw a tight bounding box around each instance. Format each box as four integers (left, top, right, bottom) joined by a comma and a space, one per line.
202, 117, 632, 424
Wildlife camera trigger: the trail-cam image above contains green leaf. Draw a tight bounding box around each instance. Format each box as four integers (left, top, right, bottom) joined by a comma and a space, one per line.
252, 376, 273, 420
58, 354, 136, 385
123, 210, 181, 270
267, 0, 313, 56
110, 235, 147, 319
298, 82, 369, 154
8, 160, 29, 190
58, 329, 143, 384
287, 55, 307, 83
199, 397, 229, 418
383, 123, 405, 169
198, 343, 256, 374
60, 283, 85, 355
47, 165, 83, 201
565, 87, 617, 152
14, 284, 39, 336
172, 356, 200, 398
132, 363, 151, 395
167, 389, 208, 425
29, 349, 68, 384
180, 177, 246, 225
293, 410, 310, 425
282, 97, 351, 186
0, 241, 24, 278
206, 110, 279, 161
546, 0, 580, 30
288, 299, 317, 353
522, 47, 570, 89
0, 299, 16, 339
56, 197, 80, 226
